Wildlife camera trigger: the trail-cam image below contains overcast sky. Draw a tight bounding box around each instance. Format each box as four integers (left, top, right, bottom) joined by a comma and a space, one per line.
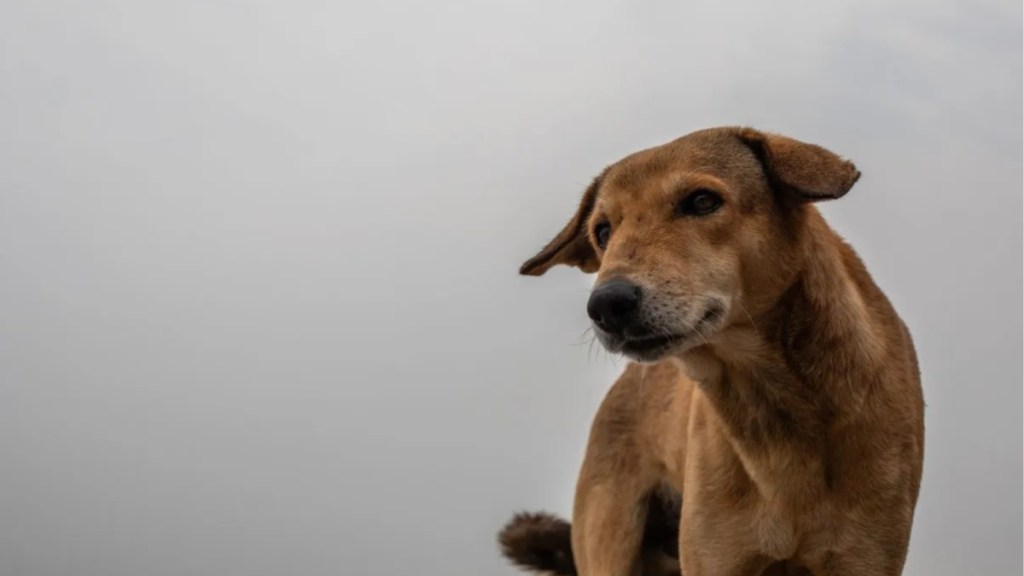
1, 1, 1020, 575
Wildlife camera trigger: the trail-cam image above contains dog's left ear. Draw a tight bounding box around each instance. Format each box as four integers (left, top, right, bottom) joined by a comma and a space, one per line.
519, 175, 603, 276
737, 128, 861, 201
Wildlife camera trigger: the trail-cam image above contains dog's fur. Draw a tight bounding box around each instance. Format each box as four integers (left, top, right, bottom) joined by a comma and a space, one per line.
499, 127, 924, 576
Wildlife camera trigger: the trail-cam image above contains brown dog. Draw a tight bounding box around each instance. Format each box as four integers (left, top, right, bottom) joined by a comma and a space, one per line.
499, 127, 924, 576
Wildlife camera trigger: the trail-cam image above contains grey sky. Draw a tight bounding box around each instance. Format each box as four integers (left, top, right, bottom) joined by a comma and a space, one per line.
0, 1, 1020, 575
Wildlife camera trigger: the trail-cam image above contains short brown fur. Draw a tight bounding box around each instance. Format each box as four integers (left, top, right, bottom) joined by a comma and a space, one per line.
504, 127, 924, 576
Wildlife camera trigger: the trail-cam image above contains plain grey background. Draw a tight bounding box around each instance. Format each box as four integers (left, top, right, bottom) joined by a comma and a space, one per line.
1, 0, 1020, 575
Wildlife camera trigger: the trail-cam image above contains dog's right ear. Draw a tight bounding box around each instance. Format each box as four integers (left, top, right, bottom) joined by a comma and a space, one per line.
519, 175, 603, 276
736, 127, 861, 202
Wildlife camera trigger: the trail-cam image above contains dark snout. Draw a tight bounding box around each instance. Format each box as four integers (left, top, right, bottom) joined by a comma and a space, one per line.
587, 279, 642, 335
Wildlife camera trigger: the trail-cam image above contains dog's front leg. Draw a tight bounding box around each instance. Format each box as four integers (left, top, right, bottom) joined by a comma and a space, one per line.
572, 407, 659, 576
572, 471, 652, 576
569, 365, 669, 576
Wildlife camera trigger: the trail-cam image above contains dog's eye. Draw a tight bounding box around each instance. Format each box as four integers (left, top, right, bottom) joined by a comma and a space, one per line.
678, 189, 723, 216
594, 222, 612, 249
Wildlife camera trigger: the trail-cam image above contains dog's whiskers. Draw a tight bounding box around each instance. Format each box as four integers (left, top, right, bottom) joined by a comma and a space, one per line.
736, 301, 760, 333
677, 314, 711, 347
573, 325, 595, 346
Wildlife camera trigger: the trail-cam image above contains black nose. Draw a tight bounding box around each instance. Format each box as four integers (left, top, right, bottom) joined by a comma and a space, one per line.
587, 279, 642, 333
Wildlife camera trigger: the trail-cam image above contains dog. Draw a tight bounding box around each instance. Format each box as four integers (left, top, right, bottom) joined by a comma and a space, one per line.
499, 127, 924, 576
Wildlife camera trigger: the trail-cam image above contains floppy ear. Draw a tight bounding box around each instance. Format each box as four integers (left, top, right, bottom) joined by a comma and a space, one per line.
737, 128, 861, 201
519, 175, 603, 276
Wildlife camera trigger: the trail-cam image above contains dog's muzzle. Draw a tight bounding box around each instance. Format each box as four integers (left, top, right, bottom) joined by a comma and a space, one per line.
588, 279, 726, 362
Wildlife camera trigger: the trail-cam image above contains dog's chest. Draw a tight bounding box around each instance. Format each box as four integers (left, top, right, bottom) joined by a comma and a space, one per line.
737, 445, 830, 554
688, 396, 831, 558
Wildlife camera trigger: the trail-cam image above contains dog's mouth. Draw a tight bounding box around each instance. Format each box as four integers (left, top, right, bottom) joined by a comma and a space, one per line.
620, 333, 686, 357
606, 305, 726, 362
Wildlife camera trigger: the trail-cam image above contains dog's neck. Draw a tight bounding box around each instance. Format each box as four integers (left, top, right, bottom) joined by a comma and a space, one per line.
678, 210, 892, 451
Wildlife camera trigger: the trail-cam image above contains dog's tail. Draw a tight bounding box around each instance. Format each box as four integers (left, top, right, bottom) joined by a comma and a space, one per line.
498, 511, 576, 576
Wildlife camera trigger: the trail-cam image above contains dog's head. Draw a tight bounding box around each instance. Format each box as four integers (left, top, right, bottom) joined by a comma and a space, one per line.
521, 127, 860, 363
